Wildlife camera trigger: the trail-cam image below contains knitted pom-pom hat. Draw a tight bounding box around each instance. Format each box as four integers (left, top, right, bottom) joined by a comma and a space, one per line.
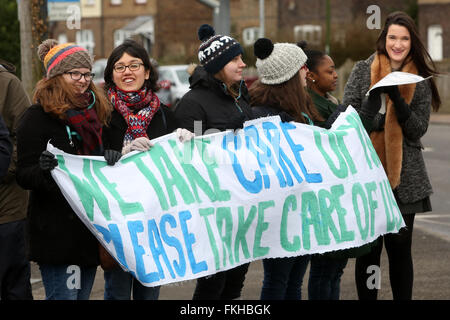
197, 24, 243, 74
254, 38, 307, 85
37, 39, 93, 79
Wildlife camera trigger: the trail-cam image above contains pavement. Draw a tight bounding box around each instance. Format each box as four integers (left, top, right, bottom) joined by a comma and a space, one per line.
29, 112, 450, 301
30, 225, 450, 300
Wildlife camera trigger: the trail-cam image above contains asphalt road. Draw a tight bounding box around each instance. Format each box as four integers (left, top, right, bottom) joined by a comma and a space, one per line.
30, 120, 450, 301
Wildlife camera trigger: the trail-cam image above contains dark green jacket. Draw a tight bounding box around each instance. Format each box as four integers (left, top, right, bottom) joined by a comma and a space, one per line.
0, 64, 30, 224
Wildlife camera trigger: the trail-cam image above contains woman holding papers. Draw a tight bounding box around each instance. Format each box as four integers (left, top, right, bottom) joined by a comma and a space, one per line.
101, 39, 191, 300
343, 11, 441, 300
175, 24, 253, 300
16, 40, 116, 300
249, 38, 323, 300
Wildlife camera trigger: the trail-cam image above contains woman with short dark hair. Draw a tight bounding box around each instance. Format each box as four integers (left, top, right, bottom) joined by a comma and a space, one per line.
101, 39, 191, 300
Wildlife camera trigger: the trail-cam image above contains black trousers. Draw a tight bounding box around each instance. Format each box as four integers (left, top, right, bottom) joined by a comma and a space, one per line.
0, 219, 33, 300
355, 213, 415, 300
192, 263, 250, 300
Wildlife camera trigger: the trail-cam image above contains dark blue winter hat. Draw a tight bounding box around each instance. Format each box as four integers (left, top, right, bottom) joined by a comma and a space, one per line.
197, 24, 243, 74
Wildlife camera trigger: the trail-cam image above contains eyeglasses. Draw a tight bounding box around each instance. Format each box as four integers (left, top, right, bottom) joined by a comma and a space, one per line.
65, 71, 95, 81
113, 63, 144, 73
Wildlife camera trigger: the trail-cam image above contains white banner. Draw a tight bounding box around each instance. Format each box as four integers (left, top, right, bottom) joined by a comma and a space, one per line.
50, 107, 404, 287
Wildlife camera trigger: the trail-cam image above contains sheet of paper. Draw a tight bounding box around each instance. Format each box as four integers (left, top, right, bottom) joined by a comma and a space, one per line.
366, 71, 432, 96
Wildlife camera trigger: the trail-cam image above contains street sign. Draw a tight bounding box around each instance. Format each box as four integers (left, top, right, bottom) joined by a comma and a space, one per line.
47, 0, 81, 22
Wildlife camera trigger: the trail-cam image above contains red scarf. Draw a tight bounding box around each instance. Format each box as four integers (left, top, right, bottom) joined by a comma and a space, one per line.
107, 86, 160, 146
65, 90, 103, 156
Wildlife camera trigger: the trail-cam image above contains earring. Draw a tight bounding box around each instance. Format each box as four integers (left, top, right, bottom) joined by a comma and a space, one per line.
312, 79, 316, 83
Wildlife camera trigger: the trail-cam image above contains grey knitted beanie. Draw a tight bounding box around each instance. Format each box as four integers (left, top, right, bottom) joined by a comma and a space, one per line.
254, 38, 307, 85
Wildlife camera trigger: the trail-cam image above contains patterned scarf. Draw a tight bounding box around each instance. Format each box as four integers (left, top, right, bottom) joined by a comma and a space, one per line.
65, 90, 104, 156
107, 86, 160, 147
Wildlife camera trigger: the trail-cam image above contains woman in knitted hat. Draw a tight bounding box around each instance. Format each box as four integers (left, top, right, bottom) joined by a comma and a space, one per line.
101, 39, 193, 300
16, 39, 120, 300
343, 11, 441, 300
249, 38, 323, 300
175, 24, 253, 300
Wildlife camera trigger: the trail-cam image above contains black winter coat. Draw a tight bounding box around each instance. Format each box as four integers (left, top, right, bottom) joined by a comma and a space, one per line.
174, 66, 253, 134
16, 104, 100, 266
102, 105, 178, 152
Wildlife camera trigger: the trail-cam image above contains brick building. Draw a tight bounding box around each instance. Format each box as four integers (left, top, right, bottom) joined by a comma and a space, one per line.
49, 0, 212, 61
49, 0, 445, 64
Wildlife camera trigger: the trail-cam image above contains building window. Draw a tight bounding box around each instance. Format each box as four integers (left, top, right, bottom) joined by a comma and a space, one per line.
242, 27, 260, 46
57, 33, 68, 45
135, 0, 147, 4
428, 25, 443, 61
110, 0, 122, 5
114, 30, 133, 48
76, 30, 95, 56
293, 25, 322, 46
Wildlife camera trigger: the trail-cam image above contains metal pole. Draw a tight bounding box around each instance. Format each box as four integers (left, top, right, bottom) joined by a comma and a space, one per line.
259, 0, 265, 38
325, 0, 330, 55
216, 0, 230, 35
18, 0, 33, 96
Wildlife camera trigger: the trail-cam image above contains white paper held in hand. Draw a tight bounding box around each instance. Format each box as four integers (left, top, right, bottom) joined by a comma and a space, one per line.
366, 71, 432, 96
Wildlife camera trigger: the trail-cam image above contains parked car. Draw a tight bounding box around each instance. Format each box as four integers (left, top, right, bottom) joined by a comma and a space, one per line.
92, 58, 108, 88
157, 65, 190, 109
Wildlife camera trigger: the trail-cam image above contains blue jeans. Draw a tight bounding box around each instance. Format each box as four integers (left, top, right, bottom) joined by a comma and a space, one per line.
260, 255, 310, 300
104, 268, 160, 300
39, 264, 97, 300
308, 255, 348, 300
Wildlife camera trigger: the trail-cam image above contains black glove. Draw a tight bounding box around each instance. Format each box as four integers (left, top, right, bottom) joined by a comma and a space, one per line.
104, 149, 122, 166
372, 113, 386, 132
279, 111, 294, 123
384, 85, 411, 123
361, 87, 383, 118
39, 150, 58, 171
323, 104, 348, 129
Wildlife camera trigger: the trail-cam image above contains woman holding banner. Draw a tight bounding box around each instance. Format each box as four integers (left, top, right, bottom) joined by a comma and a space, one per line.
102, 39, 192, 300
249, 38, 323, 300
301, 45, 350, 300
16, 40, 118, 300
343, 11, 441, 300
175, 24, 253, 300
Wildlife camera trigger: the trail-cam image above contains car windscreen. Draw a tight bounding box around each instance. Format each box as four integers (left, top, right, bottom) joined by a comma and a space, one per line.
176, 69, 190, 85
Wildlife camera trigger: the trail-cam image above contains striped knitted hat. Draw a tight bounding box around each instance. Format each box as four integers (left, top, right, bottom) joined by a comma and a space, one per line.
37, 39, 93, 79
197, 24, 243, 74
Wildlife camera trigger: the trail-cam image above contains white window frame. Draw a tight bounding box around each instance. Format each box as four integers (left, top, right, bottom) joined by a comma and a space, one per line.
242, 27, 260, 46
76, 29, 95, 56
293, 25, 322, 46
57, 33, 68, 45
428, 25, 443, 61
110, 0, 122, 5
114, 29, 133, 48
135, 0, 147, 4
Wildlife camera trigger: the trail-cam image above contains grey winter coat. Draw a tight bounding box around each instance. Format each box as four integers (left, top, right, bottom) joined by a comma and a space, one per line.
342, 54, 433, 205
